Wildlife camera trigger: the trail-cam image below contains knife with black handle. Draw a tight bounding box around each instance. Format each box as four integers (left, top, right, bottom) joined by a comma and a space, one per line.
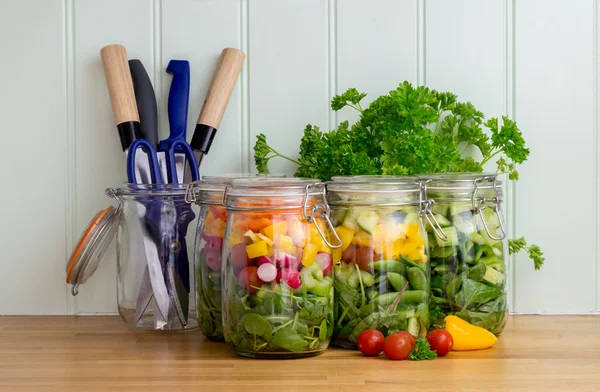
129, 59, 158, 149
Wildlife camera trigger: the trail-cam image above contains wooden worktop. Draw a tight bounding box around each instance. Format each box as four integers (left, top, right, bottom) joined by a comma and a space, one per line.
0, 315, 598, 391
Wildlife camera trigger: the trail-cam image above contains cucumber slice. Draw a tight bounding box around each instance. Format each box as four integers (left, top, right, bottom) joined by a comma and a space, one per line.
434, 214, 452, 227
356, 210, 380, 234
452, 215, 477, 235
483, 266, 505, 285
431, 203, 449, 217
470, 232, 487, 245
481, 230, 502, 248
403, 212, 419, 225
342, 208, 360, 231
407, 317, 420, 337
332, 208, 347, 225
449, 203, 472, 216
480, 256, 505, 272
430, 246, 457, 258
435, 227, 458, 247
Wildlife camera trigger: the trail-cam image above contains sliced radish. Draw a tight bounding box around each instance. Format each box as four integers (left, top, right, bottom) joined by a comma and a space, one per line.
203, 235, 223, 252
273, 250, 297, 269
257, 263, 278, 283
280, 268, 302, 289
315, 252, 332, 276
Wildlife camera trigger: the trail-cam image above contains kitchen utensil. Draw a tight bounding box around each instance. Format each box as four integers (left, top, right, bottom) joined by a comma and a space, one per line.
159, 60, 190, 183
127, 139, 199, 328
184, 48, 245, 182
128, 58, 167, 328
100, 44, 152, 185
129, 59, 158, 148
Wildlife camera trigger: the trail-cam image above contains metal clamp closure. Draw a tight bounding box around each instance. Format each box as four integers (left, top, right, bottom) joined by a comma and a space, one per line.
472, 176, 506, 241
184, 180, 202, 204
419, 180, 448, 242
303, 184, 342, 249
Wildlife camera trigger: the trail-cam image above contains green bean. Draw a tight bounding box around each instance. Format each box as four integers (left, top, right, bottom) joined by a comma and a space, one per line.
400, 255, 427, 271
375, 290, 428, 307
368, 259, 406, 276
386, 272, 408, 291
407, 267, 427, 291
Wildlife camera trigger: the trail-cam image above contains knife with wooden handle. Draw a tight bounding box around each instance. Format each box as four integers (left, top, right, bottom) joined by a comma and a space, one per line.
184, 48, 245, 182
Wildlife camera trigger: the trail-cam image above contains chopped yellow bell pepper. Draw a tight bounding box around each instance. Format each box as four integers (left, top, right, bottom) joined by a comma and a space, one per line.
246, 241, 269, 259
262, 221, 288, 240
334, 226, 355, 251
257, 233, 274, 247
267, 245, 274, 258
243, 230, 260, 242
445, 315, 497, 351
332, 247, 342, 264
372, 223, 400, 244
302, 243, 318, 266
206, 218, 226, 238
398, 240, 418, 256
352, 231, 373, 247
274, 234, 294, 249
383, 238, 404, 260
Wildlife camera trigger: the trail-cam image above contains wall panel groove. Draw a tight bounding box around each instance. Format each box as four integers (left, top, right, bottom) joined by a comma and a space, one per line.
417, 0, 426, 85
595, 0, 600, 313
328, 0, 337, 129
241, 0, 250, 172
64, 0, 77, 314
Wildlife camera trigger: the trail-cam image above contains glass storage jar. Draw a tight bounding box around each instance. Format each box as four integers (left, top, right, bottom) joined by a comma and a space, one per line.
221, 178, 341, 358
327, 176, 433, 348
187, 174, 269, 341
67, 184, 199, 331
423, 173, 508, 335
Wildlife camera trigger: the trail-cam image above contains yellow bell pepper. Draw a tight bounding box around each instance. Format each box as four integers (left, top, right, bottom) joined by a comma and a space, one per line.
335, 226, 354, 251
382, 238, 404, 260
332, 247, 342, 264
302, 243, 319, 266
445, 315, 498, 351
206, 218, 226, 238
398, 240, 418, 256
274, 234, 294, 249
262, 221, 288, 240
256, 233, 274, 247
243, 230, 260, 243
246, 241, 269, 259
352, 231, 372, 247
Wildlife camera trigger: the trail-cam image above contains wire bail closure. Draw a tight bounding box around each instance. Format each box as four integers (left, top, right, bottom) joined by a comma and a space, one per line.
472, 176, 506, 241
419, 180, 448, 242
184, 180, 202, 204
302, 184, 342, 249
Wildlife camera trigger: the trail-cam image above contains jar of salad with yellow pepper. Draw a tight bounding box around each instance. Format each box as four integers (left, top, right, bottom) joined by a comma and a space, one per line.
221, 178, 341, 358
327, 176, 440, 349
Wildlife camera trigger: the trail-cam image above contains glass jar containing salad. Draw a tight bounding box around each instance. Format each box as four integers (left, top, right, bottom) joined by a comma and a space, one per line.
424, 173, 508, 335
187, 174, 272, 341
327, 176, 434, 349
221, 178, 341, 358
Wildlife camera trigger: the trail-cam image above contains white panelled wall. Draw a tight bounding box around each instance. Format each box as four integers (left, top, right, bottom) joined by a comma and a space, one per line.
0, 0, 597, 314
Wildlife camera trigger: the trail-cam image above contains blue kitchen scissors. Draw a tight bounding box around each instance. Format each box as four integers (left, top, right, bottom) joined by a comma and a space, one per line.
127, 138, 199, 327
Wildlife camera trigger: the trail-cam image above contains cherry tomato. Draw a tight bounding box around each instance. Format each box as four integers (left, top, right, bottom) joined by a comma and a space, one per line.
237, 266, 262, 294
355, 246, 376, 271
383, 332, 413, 360
393, 331, 416, 347
356, 329, 385, 357
427, 329, 453, 357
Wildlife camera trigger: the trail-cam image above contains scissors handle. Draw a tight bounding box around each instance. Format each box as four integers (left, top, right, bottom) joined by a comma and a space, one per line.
127, 139, 163, 184
164, 141, 199, 184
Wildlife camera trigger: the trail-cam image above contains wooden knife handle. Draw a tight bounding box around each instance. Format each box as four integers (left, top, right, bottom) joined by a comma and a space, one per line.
101, 44, 140, 125
197, 48, 245, 128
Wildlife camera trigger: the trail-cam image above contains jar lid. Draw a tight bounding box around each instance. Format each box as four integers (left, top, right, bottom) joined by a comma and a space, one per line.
224, 177, 324, 210
65, 204, 121, 295
424, 173, 503, 191
186, 173, 286, 205
327, 175, 421, 206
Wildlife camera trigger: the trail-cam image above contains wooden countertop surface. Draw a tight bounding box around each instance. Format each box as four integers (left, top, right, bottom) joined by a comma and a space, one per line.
0, 315, 598, 391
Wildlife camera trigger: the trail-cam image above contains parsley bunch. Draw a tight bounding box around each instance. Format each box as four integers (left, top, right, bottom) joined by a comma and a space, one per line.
254, 81, 543, 269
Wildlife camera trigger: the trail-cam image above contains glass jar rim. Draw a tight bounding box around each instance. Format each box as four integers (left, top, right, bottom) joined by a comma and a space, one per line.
226, 177, 323, 197
115, 182, 189, 197
422, 173, 504, 190
327, 175, 421, 194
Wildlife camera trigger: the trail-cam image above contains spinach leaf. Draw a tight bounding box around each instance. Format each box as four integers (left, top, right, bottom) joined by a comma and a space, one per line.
271, 327, 307, 353
455, 279, 501, 309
